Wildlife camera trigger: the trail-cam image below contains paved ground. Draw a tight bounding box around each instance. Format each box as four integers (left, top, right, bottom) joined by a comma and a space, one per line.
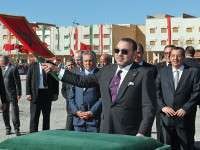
0, 78, 200, 143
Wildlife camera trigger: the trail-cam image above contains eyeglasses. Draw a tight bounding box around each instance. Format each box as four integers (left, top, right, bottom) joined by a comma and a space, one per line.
114, 48, 129, 55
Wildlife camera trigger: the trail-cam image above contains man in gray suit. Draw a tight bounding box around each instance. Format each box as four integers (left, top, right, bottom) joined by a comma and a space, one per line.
0, 55, 21, 136
43, 38, 156, 136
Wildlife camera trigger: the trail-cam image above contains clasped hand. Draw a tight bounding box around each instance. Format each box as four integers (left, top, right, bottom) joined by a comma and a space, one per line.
162, 107, 186, 117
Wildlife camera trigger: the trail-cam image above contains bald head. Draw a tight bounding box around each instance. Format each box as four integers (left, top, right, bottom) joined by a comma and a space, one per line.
100, 54, 112, 67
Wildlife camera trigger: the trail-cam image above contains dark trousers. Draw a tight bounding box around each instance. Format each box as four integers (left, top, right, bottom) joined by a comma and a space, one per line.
66, 113, 74, 130
65, 99, 74, 131
161, 121, 194, 150
2, 100, 20, 131
30, 89, 52, 133
156, 113, 163, 142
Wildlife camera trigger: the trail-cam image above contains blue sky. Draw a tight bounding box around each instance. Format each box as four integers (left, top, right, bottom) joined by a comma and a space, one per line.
0, 0, 199, 26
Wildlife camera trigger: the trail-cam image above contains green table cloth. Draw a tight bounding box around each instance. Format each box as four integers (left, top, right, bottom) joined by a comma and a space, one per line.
0, 130, 170, 150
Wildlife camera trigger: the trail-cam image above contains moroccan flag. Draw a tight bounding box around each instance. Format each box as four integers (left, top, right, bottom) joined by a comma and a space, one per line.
0, 14, 54, 57
80, 42, 91, 51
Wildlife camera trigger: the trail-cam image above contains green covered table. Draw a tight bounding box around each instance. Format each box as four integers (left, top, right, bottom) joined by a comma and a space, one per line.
0, 130, 170, 150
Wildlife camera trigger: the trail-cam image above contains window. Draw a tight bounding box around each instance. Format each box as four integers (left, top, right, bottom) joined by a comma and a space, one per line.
172, 40, 179, 45
186, 27, 192, 32
173, 27, 179, 33
84, 34, 90, 39
161, 40, 167, 45
94, 34, 99, 38
186, 40, 193, 45
150, 41, 156, 45
150, 28, 155, 33
161, 28, 167, 33
64, 35, 69, 39
103, 34, 110, 38
3, 35, 7, 40
93, 45, 99, 50
103, 45, 110, 50
64, 46, 69, 50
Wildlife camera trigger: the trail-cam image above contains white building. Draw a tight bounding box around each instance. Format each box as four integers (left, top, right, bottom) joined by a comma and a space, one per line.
58, 24, 113, 56
146, 13, 200, 62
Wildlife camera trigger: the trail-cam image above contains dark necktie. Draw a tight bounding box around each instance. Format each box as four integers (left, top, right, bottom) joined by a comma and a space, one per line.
109, 70, 122, 103
42, 69, 47, 87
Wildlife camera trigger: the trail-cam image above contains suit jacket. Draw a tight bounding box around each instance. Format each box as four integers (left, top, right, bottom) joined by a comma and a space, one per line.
61, 63, 156, 135
26, 62, 59, 103
0, 68, 6, 103
3, 64, 21, 101
68, 68, 101, 127
183, 57, 200, 68
156, 65, 200, 128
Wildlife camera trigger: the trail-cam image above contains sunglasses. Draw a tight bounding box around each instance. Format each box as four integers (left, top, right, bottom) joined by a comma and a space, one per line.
114, 48, 129, 55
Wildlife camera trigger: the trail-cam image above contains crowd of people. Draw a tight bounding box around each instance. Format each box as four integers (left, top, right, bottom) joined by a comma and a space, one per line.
0, 37, 200, 150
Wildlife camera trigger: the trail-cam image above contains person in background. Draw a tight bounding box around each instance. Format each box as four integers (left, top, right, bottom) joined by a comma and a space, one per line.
68, 51, 101, 132
0, 55, 21, 136
26, 57, 59, 133
61, 59, 75, 130
99, 53, 112, 68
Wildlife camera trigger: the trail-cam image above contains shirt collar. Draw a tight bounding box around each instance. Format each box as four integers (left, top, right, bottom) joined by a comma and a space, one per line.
172, 65, 184, 72
138, 61, 144, 66
117, 63, 132, 73
85, 68, 95, 75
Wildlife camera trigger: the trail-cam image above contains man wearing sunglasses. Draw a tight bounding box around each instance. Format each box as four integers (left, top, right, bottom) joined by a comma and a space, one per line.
42, 37, 156, 136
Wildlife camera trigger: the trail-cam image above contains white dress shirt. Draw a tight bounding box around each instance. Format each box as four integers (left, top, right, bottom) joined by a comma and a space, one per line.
115, 64, 132, 88
172, 65, 184, 81
38, 63, 47, 89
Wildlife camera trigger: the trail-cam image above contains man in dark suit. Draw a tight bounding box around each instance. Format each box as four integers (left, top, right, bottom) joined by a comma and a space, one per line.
183, 46, 200, 68
0, 67, 6, 111
61, 59, 75, 130
156, 47, 200, 150
43, 37, 156, 136
134, 43, 157, 137
155, 45, 175, 142
69, 51, 101, 132
26, 59, 59, 133
0, 55, 21, 136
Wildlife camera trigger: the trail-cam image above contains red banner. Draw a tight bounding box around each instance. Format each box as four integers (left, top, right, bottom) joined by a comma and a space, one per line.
80, 42, 91, 51
0, 14, 54, 57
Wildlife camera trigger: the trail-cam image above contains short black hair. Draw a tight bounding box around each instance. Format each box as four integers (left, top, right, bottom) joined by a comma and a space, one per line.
137, 43, 144, 53
171, 46, 185, 57
120, 37, 137, 51
185, 46, 195, 57
164, 45, 176, 51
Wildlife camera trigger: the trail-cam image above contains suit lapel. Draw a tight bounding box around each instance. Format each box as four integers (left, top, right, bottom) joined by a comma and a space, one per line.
115, 64, 139, 103
3, 64, 11, 77
175, 65, 189, 92
35, 63, 40, 88
166, 66, 175, 93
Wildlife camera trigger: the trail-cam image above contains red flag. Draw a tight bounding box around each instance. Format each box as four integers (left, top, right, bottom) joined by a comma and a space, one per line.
3, 43, 14, 51
74, 27, 78, 50
80, 42, 91, 51
70, 49, 74, 56
0, 14, 54, 57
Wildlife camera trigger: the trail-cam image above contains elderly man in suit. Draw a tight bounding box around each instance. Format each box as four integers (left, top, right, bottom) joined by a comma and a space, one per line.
156, 47, 200, 150
68, 51, 101, 132
26, 58, 59, 133
0, 55, 21, 136
43, 37, 156, 136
